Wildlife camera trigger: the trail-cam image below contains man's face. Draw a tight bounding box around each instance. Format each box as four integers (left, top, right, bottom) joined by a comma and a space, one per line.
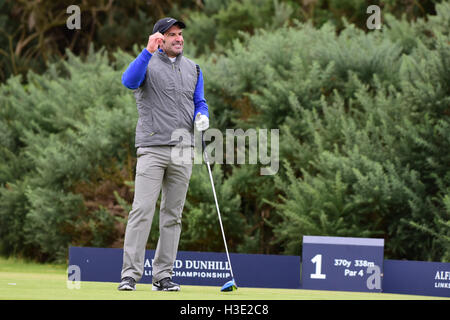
161, 25, 184, 58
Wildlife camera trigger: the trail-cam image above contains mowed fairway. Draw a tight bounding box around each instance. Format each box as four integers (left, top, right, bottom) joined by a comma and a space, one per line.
0, 257, 446, 300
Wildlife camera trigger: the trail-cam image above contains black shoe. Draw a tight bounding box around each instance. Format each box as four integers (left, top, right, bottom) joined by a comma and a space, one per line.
118, 277, 136, 291
152, 277, 180, 291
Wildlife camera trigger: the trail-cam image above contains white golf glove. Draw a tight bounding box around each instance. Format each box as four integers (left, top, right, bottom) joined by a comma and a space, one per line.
195, 112, 209, 131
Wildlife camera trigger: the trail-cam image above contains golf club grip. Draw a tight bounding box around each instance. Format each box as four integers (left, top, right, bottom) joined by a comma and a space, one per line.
201, 131, 206, 150
201, 131, 209, 163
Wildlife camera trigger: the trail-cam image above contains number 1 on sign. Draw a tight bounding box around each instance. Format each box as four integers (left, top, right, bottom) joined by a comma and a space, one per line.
310, 254, 326, 279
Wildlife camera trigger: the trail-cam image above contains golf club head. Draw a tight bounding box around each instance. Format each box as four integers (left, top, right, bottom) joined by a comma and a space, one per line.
220, 279, 238, 292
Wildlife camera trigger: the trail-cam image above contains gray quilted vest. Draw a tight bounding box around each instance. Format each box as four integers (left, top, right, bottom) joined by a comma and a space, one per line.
133, 50, 198, 148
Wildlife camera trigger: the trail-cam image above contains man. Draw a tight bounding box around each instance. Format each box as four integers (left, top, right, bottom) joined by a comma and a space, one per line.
118, 17, 209, 291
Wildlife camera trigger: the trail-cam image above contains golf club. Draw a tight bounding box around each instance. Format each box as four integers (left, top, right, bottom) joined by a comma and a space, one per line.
201, 132, 238, 292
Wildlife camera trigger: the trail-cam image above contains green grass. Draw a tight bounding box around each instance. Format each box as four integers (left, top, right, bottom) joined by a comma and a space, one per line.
0, 257, 447, 300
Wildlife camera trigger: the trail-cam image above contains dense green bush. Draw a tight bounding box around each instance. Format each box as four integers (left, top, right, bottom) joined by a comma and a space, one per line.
0, 2, 449, 262
1, 0, 441, 84
0, 47, 138, 261
200, 2, 450, 261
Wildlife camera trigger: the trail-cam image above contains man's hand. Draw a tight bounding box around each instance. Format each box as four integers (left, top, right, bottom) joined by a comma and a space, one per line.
146, 32, 164, 54
195, 112, 209, 131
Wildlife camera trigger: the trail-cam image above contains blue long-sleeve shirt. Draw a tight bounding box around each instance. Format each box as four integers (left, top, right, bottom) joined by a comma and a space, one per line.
122, 48, 209, 119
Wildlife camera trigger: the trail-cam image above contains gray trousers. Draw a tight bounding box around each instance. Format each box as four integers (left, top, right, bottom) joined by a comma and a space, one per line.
121, 146, 193, 283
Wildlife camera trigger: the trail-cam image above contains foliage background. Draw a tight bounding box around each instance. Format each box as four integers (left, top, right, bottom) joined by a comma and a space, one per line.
0, 0, 449, 262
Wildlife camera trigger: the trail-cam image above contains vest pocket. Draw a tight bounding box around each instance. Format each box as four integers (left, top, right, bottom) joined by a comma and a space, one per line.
139, 110, 158, 136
